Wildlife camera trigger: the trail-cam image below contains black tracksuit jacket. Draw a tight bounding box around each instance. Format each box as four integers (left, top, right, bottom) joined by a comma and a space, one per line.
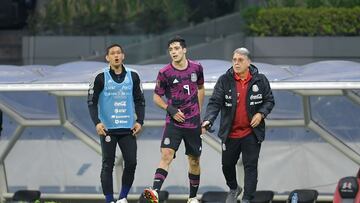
203, 64, 275, 143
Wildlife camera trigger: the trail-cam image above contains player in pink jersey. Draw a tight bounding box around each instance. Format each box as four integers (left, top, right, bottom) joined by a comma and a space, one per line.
143, 36, 205, 203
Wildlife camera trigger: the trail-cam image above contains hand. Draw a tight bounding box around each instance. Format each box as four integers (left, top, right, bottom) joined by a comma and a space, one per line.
96, 123, 107, 136
250, 113, 263, 128
131, 122, 142, 136
167, 105, 185, 123
173, 110, 185, 122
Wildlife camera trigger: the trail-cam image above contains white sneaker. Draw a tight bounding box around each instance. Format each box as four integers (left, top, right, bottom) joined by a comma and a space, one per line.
187, 197, 199, 203
143, 188, 159, 203
116, 198, 128, 203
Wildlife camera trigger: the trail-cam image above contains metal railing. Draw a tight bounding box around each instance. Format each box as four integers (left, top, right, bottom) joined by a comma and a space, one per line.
1, 81, 360, 202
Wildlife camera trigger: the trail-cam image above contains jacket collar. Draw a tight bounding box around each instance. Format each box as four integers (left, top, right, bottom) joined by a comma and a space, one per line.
109, 64, 126, 75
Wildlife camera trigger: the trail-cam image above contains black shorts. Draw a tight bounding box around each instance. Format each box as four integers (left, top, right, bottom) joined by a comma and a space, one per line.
161, 123, 202, 157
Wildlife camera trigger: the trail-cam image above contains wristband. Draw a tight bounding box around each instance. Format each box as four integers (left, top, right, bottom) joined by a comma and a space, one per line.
166, 105, 178, 116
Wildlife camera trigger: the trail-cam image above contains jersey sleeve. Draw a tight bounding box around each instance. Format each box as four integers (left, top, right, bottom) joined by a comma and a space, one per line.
154, 71, 167, 96
197, 64, 205, 85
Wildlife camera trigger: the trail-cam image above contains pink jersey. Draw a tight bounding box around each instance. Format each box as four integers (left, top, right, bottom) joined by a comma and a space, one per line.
155, 60, 204, 128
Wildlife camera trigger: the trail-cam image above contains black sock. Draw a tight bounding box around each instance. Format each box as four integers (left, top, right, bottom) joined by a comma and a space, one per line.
153, 168, 168, 191
189, 173, 200, 198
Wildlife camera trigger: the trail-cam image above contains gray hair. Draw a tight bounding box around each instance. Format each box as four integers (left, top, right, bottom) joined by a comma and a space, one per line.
233, 47, 250, 59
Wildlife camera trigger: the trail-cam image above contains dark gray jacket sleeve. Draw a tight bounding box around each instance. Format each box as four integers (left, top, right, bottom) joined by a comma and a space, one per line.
203, 76, 225, 124
257, 75, 275, 118
87, 73, 103, 126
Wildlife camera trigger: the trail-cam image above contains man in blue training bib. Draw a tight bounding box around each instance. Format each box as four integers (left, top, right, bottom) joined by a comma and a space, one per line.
88, 44, 145, 203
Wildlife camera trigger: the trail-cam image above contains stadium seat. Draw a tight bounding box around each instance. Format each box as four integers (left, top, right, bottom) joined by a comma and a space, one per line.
198, 186, 225, 194
252, 190, 274, 203
12, 190, 41, 202
139, 190, 169, 203
287, 189, 318, 203
333, 173, 360, 203
163, 185, 188, 194
201, 191, 227, 203
39, 185, 61, 193
64, 185, 97, 193
201, 190, 274, 203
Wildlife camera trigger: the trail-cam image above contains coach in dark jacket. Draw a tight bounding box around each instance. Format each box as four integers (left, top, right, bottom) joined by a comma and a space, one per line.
202, 48, 274, 203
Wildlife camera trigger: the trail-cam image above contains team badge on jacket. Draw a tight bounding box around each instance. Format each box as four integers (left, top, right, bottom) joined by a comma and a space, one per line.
105, 135, 111, 142
252, 84, 259, 92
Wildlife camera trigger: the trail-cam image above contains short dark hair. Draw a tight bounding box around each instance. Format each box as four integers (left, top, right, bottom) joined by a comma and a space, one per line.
167, 36, 186, 48
105, 43, 124, 55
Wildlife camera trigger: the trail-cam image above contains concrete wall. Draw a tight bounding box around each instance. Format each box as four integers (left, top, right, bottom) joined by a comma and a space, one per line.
22, 35, 360, 66
120, 13, 244, 63
22, 13, 244, 65
22, 35, 146, 65
0, 31, 22, 65
140, 36, 360, 65
245, 37, 360, 65
139, 33, 246, 64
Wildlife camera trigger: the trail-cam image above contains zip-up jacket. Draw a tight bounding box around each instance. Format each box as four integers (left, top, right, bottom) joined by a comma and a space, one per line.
203, 64, 274, 143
